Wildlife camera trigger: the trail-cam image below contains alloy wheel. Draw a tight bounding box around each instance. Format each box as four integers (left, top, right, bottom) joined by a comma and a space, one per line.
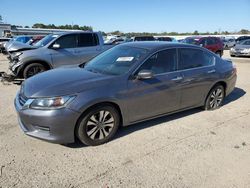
209, 88, 223, 109
86, 110, 115, 140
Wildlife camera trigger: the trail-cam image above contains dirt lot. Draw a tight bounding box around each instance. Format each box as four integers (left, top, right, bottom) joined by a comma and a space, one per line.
0, 51, 249, 188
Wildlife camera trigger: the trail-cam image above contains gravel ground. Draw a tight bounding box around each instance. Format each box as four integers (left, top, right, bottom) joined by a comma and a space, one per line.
0, 51, 249, 188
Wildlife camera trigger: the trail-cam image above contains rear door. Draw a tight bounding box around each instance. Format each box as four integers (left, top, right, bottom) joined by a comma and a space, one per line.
177, 48, 218, 109
127, 48, 182, 122
50, 34, 79, 67
76, 33, 102, 63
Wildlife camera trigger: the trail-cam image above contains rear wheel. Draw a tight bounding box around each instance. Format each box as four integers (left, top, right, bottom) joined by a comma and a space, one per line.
76, 105, 120, 146
204, 85, 225, 110
23, 63, 46, 78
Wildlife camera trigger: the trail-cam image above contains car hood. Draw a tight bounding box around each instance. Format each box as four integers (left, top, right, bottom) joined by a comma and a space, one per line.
234, 44, 250, 49
8, 41, 37, 53
23, 67, 115, 98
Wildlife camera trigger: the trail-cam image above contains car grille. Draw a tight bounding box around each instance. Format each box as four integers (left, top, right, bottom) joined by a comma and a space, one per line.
19, 94, 28, 106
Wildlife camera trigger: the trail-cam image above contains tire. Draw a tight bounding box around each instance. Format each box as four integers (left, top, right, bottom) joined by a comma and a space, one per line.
23, 63, 46, 78
204, 85, 225, 110
76, 105, 120, 146
230, 54, 235, 57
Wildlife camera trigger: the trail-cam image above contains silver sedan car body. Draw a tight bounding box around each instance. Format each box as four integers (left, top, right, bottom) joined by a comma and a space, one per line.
230, 39, 250, 57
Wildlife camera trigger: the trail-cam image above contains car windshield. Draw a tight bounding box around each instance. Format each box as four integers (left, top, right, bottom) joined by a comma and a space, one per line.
34, 34, 58, 47
84, 45, 148, 75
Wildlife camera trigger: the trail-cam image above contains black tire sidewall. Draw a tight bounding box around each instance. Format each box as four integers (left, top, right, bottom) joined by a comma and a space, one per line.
76, 105, 120, 146
205, 85, 225, 110
23, 63, 46, 78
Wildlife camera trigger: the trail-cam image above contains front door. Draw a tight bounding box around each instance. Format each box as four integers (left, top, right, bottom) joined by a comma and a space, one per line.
49, 34, 79, 68
126, 48, 182, 123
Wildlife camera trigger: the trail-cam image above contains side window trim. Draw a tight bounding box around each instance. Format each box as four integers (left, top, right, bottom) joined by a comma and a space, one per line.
132, 48, 178, 77
176, 47, 216, 71
51, 34, 77, 49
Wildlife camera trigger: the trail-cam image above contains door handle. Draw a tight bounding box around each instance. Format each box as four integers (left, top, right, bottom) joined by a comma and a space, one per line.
171, 76, 183, 81
207, 69, 216, 74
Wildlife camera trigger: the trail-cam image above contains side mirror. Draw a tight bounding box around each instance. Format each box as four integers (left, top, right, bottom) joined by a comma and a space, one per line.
137, 70, 154, 80
52, 43, 60, 49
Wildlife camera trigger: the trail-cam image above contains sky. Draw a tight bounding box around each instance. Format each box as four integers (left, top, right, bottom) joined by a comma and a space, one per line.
0, 0, 250, 33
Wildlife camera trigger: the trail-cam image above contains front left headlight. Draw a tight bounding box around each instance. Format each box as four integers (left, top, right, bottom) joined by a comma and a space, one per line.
242, 48, 250, 53
29, 95, 76, 110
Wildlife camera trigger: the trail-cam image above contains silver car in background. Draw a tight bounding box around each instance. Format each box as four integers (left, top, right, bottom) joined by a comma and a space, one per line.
9, 31, 113, 78
230, 39, 250, 57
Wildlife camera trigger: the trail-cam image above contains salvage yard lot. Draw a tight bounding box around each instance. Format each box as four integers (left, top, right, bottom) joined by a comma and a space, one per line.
0, 51, 249, 187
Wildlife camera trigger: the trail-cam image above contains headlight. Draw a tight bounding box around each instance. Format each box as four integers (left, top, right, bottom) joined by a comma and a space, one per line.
29, 95, 76, 110
242, 48, 250, 53
230, 48, 235, 52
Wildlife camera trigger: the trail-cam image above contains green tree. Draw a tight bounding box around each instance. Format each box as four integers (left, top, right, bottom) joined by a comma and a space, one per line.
24, 26, 30, 28
193, 30, 199, 35
240, 29, 249, 34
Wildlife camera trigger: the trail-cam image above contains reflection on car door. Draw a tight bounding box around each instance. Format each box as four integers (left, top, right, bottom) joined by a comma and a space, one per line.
127, 48, 182, 123
50, 34, 79, 68
178, 48, 218, 108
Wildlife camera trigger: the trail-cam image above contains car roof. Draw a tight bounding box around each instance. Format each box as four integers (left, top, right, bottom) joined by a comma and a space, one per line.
120, 41, 199, 51
54, 31, 98, 36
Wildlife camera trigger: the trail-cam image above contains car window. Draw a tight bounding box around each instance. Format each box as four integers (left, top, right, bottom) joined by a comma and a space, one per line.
178, 48, 215, 70
207, 38, 215, 45
242, 40, 250, 45
138, 49, 177, 74
200, 38, 207, 45
78, 33, 98, 47
54, 34, 77, 48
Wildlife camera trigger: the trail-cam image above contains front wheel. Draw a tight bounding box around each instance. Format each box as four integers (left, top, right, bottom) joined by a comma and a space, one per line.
204, 85, 225, 110
76, 105, 120, 146
23, 63, 46, 78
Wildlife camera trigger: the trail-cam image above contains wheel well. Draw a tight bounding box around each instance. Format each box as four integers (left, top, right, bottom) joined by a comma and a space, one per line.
19, 60, 51, 77
74, 102, 123, 140
203, 81, 227, 107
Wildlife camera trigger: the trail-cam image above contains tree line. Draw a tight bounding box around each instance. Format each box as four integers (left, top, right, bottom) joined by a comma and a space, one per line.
9, 22, 250, 36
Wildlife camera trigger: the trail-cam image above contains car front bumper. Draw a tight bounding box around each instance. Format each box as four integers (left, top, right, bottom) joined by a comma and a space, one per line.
230, 50, 250, 57
14, 93, 81, 144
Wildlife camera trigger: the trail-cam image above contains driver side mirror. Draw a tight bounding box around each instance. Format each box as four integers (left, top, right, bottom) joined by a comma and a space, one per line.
137, 70, 154, 80
51, 43, 60, 49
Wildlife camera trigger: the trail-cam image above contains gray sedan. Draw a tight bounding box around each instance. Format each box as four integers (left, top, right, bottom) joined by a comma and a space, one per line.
15, 42, 237, 146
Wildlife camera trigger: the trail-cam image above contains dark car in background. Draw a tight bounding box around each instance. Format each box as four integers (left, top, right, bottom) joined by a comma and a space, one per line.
131, 36, 155, 41
15, 42, 236, 146
236, 36, 250, 44
155, 37, 177, 42
183, 36, 224, 57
